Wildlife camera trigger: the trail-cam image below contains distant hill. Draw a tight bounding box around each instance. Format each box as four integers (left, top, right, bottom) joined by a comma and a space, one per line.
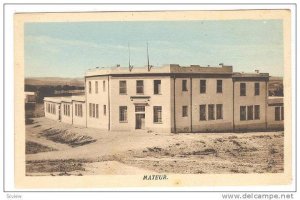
269, 76, 283, 96
25, 77, 84, 87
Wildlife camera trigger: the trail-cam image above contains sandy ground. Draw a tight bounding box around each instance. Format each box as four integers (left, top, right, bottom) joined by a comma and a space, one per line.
26, 117, 284, 176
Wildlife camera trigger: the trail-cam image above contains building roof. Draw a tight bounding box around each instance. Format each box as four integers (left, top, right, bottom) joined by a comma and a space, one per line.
44, 95, 85, 103
268, 96, 284, 105
85, 64, 233, 77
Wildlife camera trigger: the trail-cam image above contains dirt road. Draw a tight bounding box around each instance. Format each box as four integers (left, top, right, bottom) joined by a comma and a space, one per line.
26, 117, 284, 175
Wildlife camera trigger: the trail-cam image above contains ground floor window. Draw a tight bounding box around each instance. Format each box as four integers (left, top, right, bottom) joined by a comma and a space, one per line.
75, 104, 83, 117
199, 104, 206, 121
89, 103, 99, 118
153, 106, 162, 123
46, 103, 56, 114
119, 106, 127, 122
216, 104, 223, 119
240, 105, 260, 121
208, 104, 215, 120
103, 105, 106, 116
63, 104, 70, 116
275, 106, 284, 121
182, 106, 188, 117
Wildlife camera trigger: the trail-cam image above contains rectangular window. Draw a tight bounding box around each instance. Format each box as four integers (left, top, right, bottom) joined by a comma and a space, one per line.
247, 105, 253, 120
136, 80, 144, 94
95, 81, 98, 94
240, 106, 246, 121
89, 81, 91, 94
182, 80, 188, 91
68, 105, 70, 116
182, 106, 188, 117
281, 107, 284, 120
79, 104, 82, 117
240, 83, 246, 96
216, 104, 223, 119
217, 80, 223, 93
103, 80, 106, 92
200, 80, 206, 93
255, 82, 260, 96
208, 104, 215, 120
92, 104, 95, 118
199, 104, 206, 121
119, 106, 127, 122
75, 104, 78, 116
254, 105, 260, 120
135, 106, 145, 112
154, 80, 161, 94
89, 103, 92, 117
96, 104, 99, 118
119, 80, 127, 94
103, 105, 106, 116
275, 107, 281, 121
153, 106, 162, 123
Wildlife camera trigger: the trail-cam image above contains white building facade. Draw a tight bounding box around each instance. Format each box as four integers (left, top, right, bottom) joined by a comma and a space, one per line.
44, 64, 284, 133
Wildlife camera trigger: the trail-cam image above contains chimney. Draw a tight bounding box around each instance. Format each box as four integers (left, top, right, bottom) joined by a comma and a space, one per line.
219, 63, 224, 67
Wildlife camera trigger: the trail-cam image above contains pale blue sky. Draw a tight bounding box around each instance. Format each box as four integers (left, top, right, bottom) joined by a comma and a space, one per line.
25, 20, 283, 77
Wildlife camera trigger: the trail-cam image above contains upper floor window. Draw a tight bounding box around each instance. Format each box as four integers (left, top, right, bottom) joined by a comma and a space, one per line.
217, 80, 223, 93
103, 80, 106, 92
182, 80, 188, 91
89, 81, 91, 94
255, 82, 260, 96
240, 83, 246, 96
200, 80, 206, 93
95, 81, 98, 94
119, 80, 127, 94
136, 80, 144, 94
154, 80, 161, 94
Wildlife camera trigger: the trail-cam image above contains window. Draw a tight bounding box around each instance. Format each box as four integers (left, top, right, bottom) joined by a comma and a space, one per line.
240, 106, 246, 121
92, 104, 95, 118
75, 104, 83, 117
247, 105, 253, 120
240, 83, 246, 96
200, 80, 206, 93
103, 80, 106, 92
182, 80, 188, 91
103, 105, 106, 116
182, 106, 188, 117
135, 106, 145, 112
208, 104, 215, 120
153, 106, 162, 123
119, 80, 127, 94
89, 103, 98, 118
154, 80, 161, 94
89, 81, 92, 94
216, 104, 223, 119
254, 105, 260, 120
275, 107, 281, 121
95, 81, 98, 94
254, 82, 260, 96
275, 106, 284, 121
63, 104, 70, 116
217, 80, 223, 93
89, 103, 92, 117
136, 80, 144, 94
119, 106, 127, 122
96, 104, 99, 118
199, 104, 206, 121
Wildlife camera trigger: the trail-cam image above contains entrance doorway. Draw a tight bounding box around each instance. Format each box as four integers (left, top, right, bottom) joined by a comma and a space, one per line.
135, 113, 145, 129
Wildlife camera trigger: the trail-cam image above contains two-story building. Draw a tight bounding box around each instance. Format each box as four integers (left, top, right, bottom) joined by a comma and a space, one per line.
43, 64, 284, 133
